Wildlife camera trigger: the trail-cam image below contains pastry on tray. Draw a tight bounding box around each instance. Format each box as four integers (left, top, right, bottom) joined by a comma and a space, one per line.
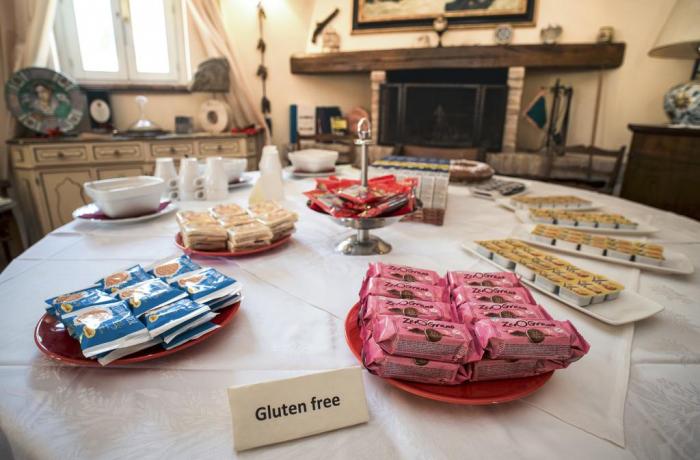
530, 224, 664, 265
226, 221, 274, 252
511, 195, 592, 209
529, 209, 638, 229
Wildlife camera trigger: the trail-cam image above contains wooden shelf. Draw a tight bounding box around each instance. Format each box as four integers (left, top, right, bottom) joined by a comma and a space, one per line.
290, 43, 625, 74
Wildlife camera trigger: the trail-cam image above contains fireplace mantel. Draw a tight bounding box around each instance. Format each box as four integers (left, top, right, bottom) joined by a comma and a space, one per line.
290, 43, 625, 74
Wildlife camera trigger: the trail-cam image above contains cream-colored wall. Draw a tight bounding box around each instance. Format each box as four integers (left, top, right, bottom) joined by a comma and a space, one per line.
306, 0, 690, 150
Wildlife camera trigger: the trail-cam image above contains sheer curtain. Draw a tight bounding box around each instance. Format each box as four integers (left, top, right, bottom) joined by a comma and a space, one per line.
186, 0, 270, 142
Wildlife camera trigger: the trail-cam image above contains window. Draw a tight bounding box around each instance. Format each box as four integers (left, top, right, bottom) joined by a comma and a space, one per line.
54, 0, 189, 85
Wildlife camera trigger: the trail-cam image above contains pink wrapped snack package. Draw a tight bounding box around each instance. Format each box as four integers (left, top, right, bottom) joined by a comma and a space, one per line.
452, 286, 535, 307
456, 302, 552, 324
367, 262, 445, 286
360, 296, 453, 325
360, 277, 449, 303
474, 318, 590, 361
447, 271, 521, 289
362, 335, 470, 385
370, 315, 483, 363
469, 359, 563, 382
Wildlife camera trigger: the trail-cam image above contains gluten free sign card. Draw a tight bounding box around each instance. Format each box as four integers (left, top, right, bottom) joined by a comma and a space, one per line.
228, 367, 370, 451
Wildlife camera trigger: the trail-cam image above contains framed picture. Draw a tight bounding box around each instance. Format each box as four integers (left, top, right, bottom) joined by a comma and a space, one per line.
352, 0, 537, 33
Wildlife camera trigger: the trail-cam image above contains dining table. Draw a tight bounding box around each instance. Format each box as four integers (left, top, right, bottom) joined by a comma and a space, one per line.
0, 169, 698, 460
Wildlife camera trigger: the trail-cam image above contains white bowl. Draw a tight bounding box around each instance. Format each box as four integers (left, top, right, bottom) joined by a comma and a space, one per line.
83, 176, 165, 218
288, 149, 338, 173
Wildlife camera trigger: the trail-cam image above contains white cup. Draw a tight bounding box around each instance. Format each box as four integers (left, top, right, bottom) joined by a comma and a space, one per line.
154, 157, 177, 182
179, 158, 199, 200
205, 156, 229, 201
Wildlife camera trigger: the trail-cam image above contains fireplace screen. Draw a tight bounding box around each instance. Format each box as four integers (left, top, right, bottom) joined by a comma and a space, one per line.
379, 82, 507, 151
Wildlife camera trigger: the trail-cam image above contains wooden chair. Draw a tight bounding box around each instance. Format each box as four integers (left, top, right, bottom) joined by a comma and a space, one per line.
548, 145, 625, 195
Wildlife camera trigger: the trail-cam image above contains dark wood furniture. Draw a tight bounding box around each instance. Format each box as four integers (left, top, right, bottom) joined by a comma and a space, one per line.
291, 43, 625, 74
622, 124, 700, 220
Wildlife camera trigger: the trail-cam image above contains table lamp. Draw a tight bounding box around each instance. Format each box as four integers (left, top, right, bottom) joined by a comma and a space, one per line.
649, 0, 700, 125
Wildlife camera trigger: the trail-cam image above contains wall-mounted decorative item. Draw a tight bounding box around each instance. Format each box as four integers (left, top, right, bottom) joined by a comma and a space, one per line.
322, 27, 341, 53
540, 24, 562, 45
256, 1, 272, 133
85, 90, 113, 133
433, 15, 448, 47
189, 58, 231, 92
596, 26, 614, 43
494, 23, 514, 45
4, 67, 86, 135
352, 0, 536, 33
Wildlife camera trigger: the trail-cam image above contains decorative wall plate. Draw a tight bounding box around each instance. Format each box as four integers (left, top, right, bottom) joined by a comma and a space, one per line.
4, 67, 86, 134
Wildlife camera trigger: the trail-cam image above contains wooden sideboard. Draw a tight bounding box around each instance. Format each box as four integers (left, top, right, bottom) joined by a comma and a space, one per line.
8, 132, 263, 242
621, 124, 700, 221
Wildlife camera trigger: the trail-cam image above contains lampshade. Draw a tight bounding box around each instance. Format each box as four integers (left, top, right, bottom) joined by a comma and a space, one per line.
648, 0, 700, 59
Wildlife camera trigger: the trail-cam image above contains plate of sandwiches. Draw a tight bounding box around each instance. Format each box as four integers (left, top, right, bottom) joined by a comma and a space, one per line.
461, 239, 664, 326
514, 224, 693, 275
515, 209, 659, 235
174, 201, 297, 257
497, 194, 601, 211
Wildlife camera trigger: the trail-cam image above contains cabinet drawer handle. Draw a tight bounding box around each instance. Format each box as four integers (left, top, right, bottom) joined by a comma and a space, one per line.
217, 145, 222, 151
169, 147, 176, 154
57, 151, 65, 158
114, 149, 121, 156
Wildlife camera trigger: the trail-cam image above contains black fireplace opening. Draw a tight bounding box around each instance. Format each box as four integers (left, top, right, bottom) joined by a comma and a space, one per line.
379, 68, 508, 152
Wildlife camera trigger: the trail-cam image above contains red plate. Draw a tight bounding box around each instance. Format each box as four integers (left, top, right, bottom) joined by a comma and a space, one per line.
174, 233, 292, 257
34, 302, 240, 366
345, 303, 552, 405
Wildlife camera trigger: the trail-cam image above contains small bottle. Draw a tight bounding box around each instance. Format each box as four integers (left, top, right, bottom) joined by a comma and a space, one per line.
250, 145, 284, 204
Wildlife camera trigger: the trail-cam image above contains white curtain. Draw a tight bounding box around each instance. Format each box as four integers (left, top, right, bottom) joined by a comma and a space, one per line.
186, 0, 270, 142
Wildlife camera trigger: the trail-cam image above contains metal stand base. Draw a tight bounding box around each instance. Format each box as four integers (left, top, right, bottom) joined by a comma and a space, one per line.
336, 234, 392, 256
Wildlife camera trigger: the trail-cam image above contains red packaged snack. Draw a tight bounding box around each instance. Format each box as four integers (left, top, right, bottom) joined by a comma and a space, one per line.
452, 286, 535, 307
362, 335, 470, 385
360, 277, 449, 303
469, 359, 563, 382
447, 271, 522, 289
367, 262, 445, 286
303, 190, 357, 218
474, 318, 590, 362
456, 302, 552, 324
360, 296, 453, 325
357, 194, 411, 218
370, 315, 483, 363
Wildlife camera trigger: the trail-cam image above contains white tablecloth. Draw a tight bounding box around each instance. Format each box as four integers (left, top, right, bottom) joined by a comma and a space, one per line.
0, 172, 698, 460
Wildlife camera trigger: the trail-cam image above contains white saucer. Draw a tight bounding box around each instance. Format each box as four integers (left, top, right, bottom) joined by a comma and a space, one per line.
228, 173, 254, 190
72, 201, 178, 225
284, 166, 337, 178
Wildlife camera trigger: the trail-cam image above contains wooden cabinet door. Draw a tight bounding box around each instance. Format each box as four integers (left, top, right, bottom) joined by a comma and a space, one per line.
97, 166, 146, 180
39, 170, 94, 229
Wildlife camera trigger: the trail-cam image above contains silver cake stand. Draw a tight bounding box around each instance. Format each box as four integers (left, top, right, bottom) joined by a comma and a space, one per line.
310, 118, 417, 256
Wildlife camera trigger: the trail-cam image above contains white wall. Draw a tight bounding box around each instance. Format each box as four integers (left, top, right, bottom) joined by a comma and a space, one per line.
305, 0, 691, 150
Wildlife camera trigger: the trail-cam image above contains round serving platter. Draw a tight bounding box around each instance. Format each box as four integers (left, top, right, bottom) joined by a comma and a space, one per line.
73, 200, 177, 225
344, 303, 553, 405
175, 232, 292, 257
34, 302, 240, 366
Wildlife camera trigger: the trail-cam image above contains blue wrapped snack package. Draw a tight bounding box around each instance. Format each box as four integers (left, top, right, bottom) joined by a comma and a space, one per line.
143, 298, 211, 338
162, 321, 220, 350
95, 265, 153, 294
169, 268, 239, 304
45, 287, 115, 319
149, 255, 201, 281
162, 311, 218, 344
97, 337, 162, 366
207, 290, 242, 312
115, 278, 188, 317
66, 301, 151, 358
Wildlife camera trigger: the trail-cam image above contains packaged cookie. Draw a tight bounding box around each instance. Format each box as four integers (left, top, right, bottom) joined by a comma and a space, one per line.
68, 301, 151, 358
360, 277, 449, 303
162, 311, 218, 344
227, 221, 274, 251
447, 271, 521, 289
97, 338, 162, 366
469, 359, 561, 382
142, 298, 211, 338
96, 265, 152, 294
149, 255, 200, 281
360, 296, 453, 325
206, 290, 242, 311
169, 268, 240, 304
362, 335, 470, 385
162, 321, 220, 350
452, 286, 534, 307
370, 315, 482, 364
115, 278, 188, 317
456, 302, 552, 324
45, 287, 115, 318
367, 262, 445, 286
474, 318, 590, 362
210, 203, 247, 219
